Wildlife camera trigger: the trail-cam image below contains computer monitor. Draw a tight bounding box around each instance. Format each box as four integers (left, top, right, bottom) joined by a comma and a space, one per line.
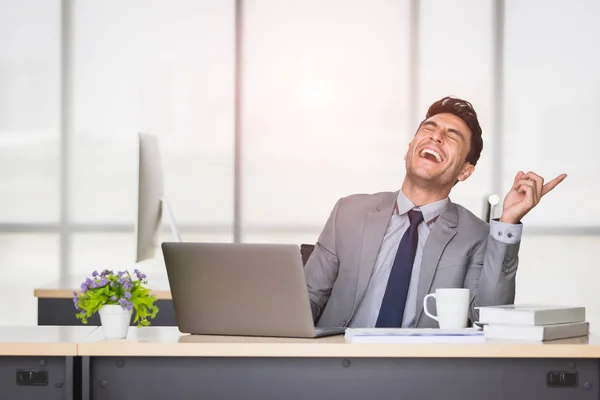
135, 133, 181, 263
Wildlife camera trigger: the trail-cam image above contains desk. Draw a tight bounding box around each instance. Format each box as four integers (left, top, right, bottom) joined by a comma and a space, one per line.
78, 327, 600, 400
0, 326, 97, 400
34, 278, 177, 326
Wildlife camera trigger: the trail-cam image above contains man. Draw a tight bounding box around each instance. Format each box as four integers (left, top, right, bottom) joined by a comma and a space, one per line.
304, 96, 566, 328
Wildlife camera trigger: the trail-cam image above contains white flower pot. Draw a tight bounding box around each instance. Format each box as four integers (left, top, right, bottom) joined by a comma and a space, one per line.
98, 304, 133, 339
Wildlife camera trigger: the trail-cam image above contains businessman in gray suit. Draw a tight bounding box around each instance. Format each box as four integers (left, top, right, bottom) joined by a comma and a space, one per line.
305, 96, 567, 328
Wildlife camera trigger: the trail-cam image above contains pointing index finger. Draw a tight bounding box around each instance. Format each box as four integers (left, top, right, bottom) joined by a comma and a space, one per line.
541, 173, 567, 197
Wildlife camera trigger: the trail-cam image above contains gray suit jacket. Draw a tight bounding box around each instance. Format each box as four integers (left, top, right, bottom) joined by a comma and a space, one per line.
304, 190, 520, 328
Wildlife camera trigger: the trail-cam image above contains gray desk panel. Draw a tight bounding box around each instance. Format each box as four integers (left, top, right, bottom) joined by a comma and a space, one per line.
88, 356, 599, 400
38, 298, 176, 326
0, 356, 73, 400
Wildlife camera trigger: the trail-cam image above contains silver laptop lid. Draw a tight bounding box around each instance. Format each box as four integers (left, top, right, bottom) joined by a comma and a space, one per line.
162, 242, 317, 338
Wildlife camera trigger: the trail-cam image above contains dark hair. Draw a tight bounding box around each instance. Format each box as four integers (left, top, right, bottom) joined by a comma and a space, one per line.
423, 96, 483, 166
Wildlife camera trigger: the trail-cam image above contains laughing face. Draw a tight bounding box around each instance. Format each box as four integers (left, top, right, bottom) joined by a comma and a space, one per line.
404, 113, 475, 188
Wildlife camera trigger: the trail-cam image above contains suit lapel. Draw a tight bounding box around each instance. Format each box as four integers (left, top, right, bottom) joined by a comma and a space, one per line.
352, 191, 397, 313
415, 201, 458, 323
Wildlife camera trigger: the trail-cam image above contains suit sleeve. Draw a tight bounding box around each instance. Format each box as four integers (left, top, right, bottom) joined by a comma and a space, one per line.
304, 198, 341, 322
463, 220, 521, 323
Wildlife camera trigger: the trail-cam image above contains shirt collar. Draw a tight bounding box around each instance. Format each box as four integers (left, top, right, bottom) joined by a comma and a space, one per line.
394, 190, 449, 225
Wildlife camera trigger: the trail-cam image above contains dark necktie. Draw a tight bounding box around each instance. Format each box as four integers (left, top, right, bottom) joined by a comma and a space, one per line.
375, 209, 424, 327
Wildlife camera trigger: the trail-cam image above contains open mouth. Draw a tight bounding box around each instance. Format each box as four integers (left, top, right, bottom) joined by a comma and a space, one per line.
419, 148, 443, 163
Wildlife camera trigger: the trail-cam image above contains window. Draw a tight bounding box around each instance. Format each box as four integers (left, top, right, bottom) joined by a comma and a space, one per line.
0, 0, 61, 222
0, 234, 59, 325
504, 0, 600, 226
69, 0, 235, 231
242, 0, 411, 243
419, 0, 495, 217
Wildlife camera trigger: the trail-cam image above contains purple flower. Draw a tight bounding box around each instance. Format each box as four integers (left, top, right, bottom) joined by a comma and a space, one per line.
134, 268, 147, 280
124, 292, 131, 299
110, 295, 117, 301
92, 270, 98, 277
124, 282, 132, 291
118, 297, 134, 311
72, 297, 80, 311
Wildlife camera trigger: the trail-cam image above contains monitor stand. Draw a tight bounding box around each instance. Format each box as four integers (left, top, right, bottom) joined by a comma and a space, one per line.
160, 196, 181, 243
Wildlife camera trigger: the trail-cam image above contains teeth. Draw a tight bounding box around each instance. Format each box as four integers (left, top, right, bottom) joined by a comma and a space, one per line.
420, 148, 442, 162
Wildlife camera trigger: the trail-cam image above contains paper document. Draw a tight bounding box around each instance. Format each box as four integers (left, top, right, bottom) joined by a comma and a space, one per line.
344, 328, 485, 344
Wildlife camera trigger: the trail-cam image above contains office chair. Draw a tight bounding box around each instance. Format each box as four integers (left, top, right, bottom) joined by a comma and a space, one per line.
483, 194, 500, 223
300, 244, 315, 266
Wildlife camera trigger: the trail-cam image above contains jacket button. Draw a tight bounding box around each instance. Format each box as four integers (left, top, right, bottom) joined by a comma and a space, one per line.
342, 320, 347, 327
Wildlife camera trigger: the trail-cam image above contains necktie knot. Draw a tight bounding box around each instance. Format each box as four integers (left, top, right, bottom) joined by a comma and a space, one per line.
407, 209, 424, 227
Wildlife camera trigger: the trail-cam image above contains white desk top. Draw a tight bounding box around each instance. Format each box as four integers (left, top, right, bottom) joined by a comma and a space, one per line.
77, 326, 600, 358
34, 277, 172, 300
1, 326, 598, 358
0, 326, 99, 356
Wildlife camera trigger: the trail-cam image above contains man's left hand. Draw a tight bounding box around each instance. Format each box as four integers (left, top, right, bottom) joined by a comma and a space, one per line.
500, 171, 567, 225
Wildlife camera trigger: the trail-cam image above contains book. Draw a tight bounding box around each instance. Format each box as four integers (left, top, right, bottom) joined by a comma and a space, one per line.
476, 304, 585, 326
483, 321, 589, 341
344, 328, 485, 344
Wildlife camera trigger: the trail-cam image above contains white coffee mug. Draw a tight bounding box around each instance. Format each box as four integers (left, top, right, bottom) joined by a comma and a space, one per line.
423, 288, 470, 329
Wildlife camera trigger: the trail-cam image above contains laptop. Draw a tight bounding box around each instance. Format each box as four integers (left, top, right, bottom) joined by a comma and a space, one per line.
161, 242, 345, 338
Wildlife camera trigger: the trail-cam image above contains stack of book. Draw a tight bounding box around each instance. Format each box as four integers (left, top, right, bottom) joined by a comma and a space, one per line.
477, 304, 589, 341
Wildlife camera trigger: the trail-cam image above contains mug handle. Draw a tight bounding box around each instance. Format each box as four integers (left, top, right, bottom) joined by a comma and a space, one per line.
423, 293, 438, 322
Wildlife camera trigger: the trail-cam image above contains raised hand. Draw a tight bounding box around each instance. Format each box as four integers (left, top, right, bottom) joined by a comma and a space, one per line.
500, 171, 567, 224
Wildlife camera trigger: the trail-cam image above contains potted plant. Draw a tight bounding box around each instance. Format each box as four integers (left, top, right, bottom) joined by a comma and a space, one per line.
73, 269, 159, 339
